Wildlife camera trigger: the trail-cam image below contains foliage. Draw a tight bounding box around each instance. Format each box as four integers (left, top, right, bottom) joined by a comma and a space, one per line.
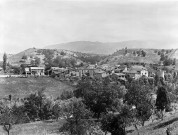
23, 89, 53, 121
135, 100, 152, 126
101, 113, 126, 135
59, 98, 93, 135
124, 79, 153, 126
79, 55, 104, 64
11, 66, 20, 74
101, 105, 133, 135
52, 56, 76, 68
22, 55, 27, 60
35, 57, 41, 66
60, 90, 74, 100
125, 79, 151, 108
156, 86, 170, 112
75, 77, 125, 119
3, 53, 7, 72
60, 51, 66, 56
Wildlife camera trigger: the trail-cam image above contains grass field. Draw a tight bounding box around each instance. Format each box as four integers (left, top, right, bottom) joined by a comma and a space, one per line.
0, 77, 75, 99
0, 120, 65, 135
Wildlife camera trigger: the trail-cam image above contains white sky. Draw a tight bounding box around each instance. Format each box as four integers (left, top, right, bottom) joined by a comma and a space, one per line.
0, 0, 178, 54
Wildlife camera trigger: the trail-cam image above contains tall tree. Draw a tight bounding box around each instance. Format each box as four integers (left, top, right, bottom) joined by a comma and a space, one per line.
3, 53, 7, 72
155, 86, 170, 120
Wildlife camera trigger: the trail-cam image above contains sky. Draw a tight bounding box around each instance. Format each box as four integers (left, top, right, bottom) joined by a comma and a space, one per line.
0, 0, 178, 54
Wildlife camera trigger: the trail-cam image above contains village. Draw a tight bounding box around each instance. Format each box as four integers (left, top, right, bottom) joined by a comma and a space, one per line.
1, 54, 178, 88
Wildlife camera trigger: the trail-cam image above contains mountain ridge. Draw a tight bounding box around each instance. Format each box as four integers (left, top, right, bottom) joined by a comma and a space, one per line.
44, 40, 168, 55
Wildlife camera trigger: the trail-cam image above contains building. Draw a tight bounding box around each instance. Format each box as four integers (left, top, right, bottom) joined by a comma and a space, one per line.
113, 73, 126, 80
123, 65, 148, 79
30, 67, 45, 76
94, 69, 108, 79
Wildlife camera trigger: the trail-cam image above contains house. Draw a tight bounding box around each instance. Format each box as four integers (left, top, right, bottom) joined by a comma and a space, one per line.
131, 65, 148, 77
123, 65, 148, 79
30, 67, 45, 76
94, 69, 108, 79
78, 68, 95, 78
113, 73, 126, 80
114, 65, 127, 73
123, 70, 138, 79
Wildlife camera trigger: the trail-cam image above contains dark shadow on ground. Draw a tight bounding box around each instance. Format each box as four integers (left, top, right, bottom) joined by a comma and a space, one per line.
153, 117, 178, 130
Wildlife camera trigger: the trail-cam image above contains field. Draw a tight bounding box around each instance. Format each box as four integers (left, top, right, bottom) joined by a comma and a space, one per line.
0, 77, 75, 99
0, 120, 65, 135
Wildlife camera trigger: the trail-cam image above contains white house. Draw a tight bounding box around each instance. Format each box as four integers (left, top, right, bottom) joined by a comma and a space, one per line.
30, 67, 45, 76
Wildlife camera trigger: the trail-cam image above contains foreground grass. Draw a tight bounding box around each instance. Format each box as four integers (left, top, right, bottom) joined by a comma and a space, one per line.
0, 77, 75, 99
0, 120, 65, 135
128, 111, 178, 135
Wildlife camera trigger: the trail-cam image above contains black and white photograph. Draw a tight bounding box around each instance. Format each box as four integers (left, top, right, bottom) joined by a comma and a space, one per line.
0, 0, 178, 134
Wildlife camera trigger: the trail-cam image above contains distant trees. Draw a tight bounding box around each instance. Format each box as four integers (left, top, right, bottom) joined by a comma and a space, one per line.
79, 55, 104, 65
31, 57, 41, 66
22, 55, 27, 60
160, 53, 175, 66
52, 56, 76, 68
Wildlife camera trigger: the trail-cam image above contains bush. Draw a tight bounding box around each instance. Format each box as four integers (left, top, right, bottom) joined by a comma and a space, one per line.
22, 55, 27, 60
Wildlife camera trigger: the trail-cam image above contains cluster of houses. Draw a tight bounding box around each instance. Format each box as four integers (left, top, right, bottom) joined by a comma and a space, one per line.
13, 60, 178, 84
22, 63, 153, 81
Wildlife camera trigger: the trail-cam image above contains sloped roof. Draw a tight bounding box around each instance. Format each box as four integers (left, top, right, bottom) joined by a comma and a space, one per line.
131, 65, 147, 71
30, 67, 45, 70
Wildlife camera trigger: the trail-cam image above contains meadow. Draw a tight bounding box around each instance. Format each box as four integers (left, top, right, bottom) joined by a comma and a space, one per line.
0, 76, 75, 99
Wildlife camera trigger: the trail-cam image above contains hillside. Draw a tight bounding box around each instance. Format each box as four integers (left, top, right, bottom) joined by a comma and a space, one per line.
129, 110, 178, 135
44, 40, 161, 55
0, 77, 74, 99
7, 48, 85, 66
100, 49, 161, 65
168, 49, 178, 59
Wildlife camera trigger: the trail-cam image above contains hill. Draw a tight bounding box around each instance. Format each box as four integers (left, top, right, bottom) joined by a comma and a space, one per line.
168, 49, 178, 59
44, 40, 161, 55
0, 77, 74, 99
100, 49, 161, 65
7, 48, 85, 66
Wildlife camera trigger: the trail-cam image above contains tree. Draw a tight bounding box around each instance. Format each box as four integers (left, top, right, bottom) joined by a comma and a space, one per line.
23, 89, 53, 121
141, 50, 146, 57
173, 58, 176, 65
59, 98, 92, 135
3, 53, 7, 72
124, 79, 152, 126
155, 86, 170, 119
125, 47, 127, 55
135, 100, 152, 126
101, 105, 133, 135
75, 77, 125, 119
34, 57, 41, 66
101, 113, 125, 135
22, 55, 27, 59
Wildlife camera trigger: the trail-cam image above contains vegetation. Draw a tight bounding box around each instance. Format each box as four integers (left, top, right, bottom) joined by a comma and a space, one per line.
3, 53, 7, 72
